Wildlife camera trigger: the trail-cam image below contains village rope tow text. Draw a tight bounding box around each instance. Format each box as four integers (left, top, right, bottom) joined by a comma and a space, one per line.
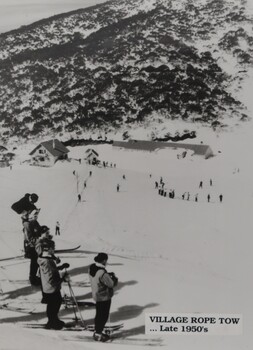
145, 313, 242, 335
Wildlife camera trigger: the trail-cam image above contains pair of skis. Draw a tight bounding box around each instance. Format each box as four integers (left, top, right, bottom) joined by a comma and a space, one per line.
0, 245, 81, 262
24, 322, 124, 334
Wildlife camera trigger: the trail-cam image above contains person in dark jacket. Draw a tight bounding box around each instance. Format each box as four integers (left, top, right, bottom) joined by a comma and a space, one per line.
11, 193, 39, 245
11, 193, 39, 216
24, 209, 42, 286
36, 237, 69, 330
89, 253, 118, 342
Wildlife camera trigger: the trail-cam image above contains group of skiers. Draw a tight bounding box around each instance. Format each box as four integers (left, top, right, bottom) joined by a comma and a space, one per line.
156, 178, 223, 203
11, 193, 118, 340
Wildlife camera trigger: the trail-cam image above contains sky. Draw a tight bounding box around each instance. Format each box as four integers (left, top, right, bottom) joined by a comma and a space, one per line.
0, 0, 109, 33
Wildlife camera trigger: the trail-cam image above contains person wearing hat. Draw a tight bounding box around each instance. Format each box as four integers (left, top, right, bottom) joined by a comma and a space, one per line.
37, 237, 69, 330
89, 253, 118, 342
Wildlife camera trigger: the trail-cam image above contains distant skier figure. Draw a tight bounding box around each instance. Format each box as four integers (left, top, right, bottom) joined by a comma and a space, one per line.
195, 194, 198, 202
84, 181, 87, 189
89, 253, 118, 342
122, 174, 126, 180
155, 181, 158, 189
79, 159, 81, 164
169, 190, 175, 199
219, 194, 223, 203
187, 192, 190, 201
160, 177, 163, 184
182, 192, 185, 200
37, 237, 70, 330
55, 221, 60, 236
210, 179, 213, 186
90, 171, 92, 177
117, 184, 120, 192
207, 194, 211, 203
199, 181, 203, 189
78, 194, 81, 202
73, 170, 76, 175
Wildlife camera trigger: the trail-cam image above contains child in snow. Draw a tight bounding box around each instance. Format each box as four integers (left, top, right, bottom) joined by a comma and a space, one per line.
89, 253, 118, 342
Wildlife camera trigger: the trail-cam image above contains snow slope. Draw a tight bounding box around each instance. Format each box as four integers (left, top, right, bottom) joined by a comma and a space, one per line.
0, 124, 253, 349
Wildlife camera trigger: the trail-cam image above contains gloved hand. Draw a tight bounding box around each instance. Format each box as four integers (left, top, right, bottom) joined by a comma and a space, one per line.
61, 263, 70, 270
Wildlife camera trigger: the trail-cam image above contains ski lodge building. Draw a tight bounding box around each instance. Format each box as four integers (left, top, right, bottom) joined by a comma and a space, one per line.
29, 139, 69, 166
113, 140, 213, 159
85, 149, 99, 164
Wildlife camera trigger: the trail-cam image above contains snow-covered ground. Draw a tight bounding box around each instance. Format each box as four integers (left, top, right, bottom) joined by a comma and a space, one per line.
0, 123, 253, 349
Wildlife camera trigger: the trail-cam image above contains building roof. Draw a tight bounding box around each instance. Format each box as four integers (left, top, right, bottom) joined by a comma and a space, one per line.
113, 140, 212, 157
85, 149, 99, 157
30, 139, 69, 157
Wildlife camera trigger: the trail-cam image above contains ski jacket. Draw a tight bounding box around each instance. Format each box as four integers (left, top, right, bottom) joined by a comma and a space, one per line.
37, 256, 62, 294
89, 263, 116, 302
11, 193, 37, 215
25, 220, 41, 245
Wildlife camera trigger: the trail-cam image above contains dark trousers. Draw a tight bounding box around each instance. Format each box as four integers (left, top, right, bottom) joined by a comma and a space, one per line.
29, 254, 39, 283
95, 299, 111, 334
43, 291, 63, 325
28, 248, 39, 283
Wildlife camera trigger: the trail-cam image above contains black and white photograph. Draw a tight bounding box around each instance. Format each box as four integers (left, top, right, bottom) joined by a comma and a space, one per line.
0, 0, 252, 348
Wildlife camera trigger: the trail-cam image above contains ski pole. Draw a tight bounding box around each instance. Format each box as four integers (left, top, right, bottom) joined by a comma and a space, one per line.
68, 280, 86, 327
65, 269, 86, 328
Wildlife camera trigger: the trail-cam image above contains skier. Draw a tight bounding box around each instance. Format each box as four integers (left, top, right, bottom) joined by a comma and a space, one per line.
195, 194, 198, 202
24, 209, 42, 286
84, 181, 87, 189
117, 184, 120, 192
210, 179, 213, 186
182, 192, 185, 200
199, 181, 203, 189
89, 253, 118, 342
78, 194, 81, 202
187, 192, 190, 201
89, 171, 92, 177
207, 194, 211, 203
37, 238, 70, 330
219, 194, 223, 203
122, 174, 126, 180
11, 193, 39, 247
55, 221, 60, 236
155, 181, 158, 189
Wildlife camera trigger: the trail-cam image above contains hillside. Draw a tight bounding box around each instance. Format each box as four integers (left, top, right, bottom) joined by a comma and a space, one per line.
0, 0, 252, 142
